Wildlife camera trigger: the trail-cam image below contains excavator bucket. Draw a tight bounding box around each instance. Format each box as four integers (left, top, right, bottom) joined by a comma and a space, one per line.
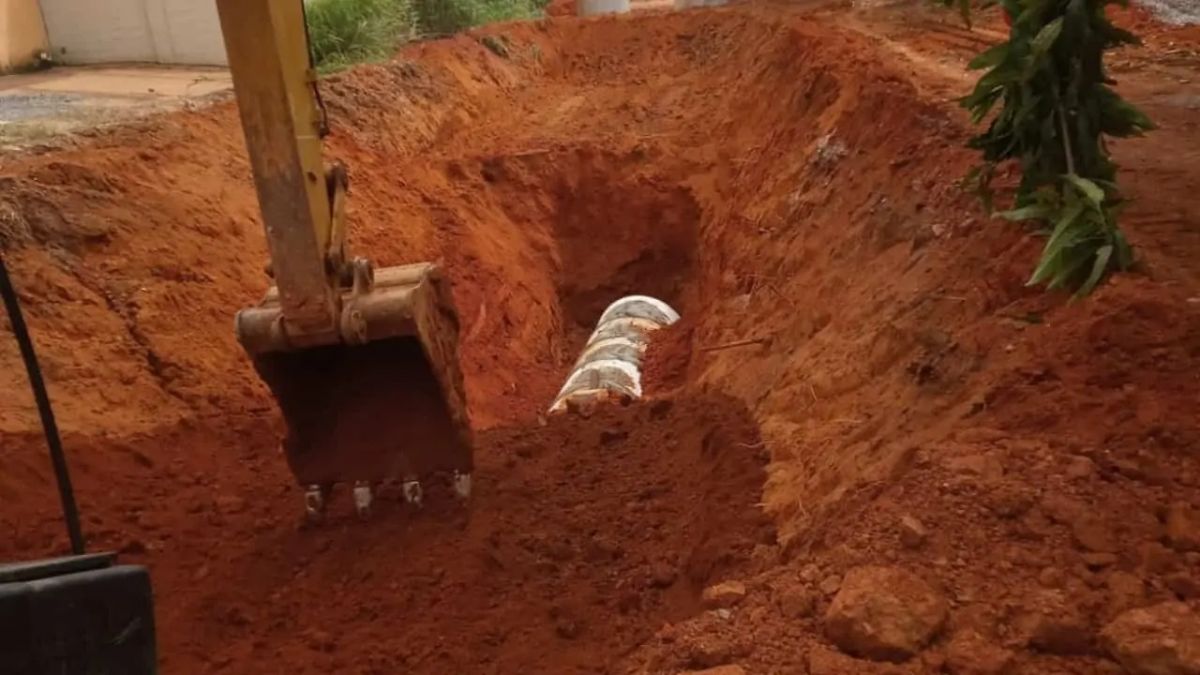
213, 0, 471, 516
235, 263, 473, 509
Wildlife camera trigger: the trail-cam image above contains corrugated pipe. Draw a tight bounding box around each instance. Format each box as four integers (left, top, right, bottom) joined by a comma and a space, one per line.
549, 295, 679, 414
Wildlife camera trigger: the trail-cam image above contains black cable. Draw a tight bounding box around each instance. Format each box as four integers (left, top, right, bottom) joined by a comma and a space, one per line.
299, 0, 331, 138
0, 255, 85, 555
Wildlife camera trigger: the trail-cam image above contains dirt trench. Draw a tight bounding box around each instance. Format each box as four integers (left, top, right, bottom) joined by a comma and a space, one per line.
3, 4, 1200, 675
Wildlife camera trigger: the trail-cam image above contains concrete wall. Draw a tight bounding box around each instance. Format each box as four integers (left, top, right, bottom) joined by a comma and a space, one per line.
0, 0, 49, 71
37, 0, 226, 65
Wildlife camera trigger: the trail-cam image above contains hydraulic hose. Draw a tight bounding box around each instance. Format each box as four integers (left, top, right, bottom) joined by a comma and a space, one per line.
0, 255, 85, 555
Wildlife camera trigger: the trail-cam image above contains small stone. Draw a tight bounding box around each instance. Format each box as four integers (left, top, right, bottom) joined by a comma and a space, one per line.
1166, 502, 1200, 552
776, 584, 817, 618
1166, 574, 1200, 600
1020, 590, 1092, 655
702, 581, 747, 609
1064, 455, 1098, 480
899, 515, 929, 548
823, 565, 948, 662
1038, 566, 1065, 588
819, 574, 842, 596
1102, 602, 1200, 675
945, 629, 1016, 675
800, 564, 821, 582
1082, 552, 1119, 569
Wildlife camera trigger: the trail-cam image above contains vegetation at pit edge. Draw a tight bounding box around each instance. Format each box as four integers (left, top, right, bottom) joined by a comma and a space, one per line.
940, 0, 1153, 295
305, 0, 546, 71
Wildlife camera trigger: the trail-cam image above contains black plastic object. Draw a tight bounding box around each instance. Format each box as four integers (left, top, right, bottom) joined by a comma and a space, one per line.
0, 554, 157, 675
0, 255, 84, 554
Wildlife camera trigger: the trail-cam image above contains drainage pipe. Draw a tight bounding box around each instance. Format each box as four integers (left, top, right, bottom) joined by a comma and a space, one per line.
549, 295, 679, 414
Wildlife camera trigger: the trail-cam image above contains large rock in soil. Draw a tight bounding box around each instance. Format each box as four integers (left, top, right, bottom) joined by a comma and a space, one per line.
1101, 602, 1200, 675
823, 565, 948, 662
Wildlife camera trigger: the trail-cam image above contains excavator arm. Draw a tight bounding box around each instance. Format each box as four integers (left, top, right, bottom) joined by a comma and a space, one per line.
214, 0, 473, 520
216, 0, 341, 345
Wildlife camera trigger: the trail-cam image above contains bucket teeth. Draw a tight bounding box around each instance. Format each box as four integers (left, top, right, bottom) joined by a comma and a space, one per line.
303, 484, 327, 522
452, 471, 472, 500
352, 481, 374, 520
402, 479, 424, 508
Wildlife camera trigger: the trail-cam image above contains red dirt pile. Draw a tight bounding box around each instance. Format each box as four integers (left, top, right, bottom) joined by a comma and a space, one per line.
2, 2, 1199, 674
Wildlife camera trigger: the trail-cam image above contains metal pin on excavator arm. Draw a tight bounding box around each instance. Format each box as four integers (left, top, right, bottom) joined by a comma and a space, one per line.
215, 0, 473, 519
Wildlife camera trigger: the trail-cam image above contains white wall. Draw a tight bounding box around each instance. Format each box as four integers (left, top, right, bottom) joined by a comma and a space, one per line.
39, 0, 226, 65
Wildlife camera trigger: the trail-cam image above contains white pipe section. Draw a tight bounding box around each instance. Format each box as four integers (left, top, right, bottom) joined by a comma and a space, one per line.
549, 295, 679, 414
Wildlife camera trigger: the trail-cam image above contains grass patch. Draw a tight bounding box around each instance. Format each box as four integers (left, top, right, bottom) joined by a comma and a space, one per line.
412, 0, 543, 37
305, 0, 545, 70
304, 0, 414, 70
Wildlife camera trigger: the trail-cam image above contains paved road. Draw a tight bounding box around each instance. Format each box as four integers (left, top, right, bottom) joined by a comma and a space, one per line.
0, 65, 231, 148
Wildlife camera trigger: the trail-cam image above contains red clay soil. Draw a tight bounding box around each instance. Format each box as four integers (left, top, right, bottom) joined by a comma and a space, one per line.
2, 2, 1200, 674
640, 321, 696, 395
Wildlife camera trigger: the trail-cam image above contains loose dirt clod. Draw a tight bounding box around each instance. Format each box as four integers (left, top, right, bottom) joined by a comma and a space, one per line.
1019, 590, 1093, 656
944, 630, 1015, 675
702, 581, 748, 609
823, 566, 948, 662
898, 514, 929, 548
1102, 602, 1200, 675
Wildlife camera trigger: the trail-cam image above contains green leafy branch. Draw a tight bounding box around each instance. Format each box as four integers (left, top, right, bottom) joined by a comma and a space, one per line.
940, 0, 1154, 294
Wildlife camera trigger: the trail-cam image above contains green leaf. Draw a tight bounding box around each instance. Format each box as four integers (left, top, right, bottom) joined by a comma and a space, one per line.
1065, 174, 1106, 206
1031, 17, 1065, 55
1078, 244, 1113, 295
1113, 229, 1135, 269
1049, 244, 1095, 290
1015, 0, 1054, 27
969, 43, 1012, 70
1040, 200, 1087, 261
998, 204, 1052, 221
